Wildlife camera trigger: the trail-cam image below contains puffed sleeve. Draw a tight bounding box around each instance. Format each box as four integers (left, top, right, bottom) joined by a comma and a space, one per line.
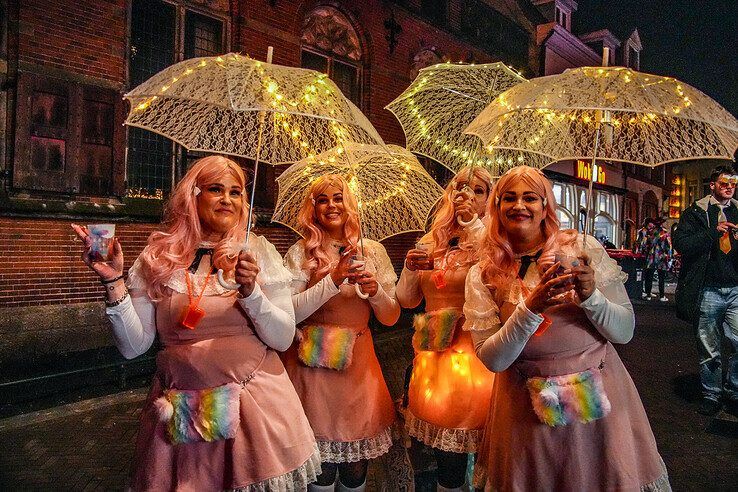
365, 240, 400, 326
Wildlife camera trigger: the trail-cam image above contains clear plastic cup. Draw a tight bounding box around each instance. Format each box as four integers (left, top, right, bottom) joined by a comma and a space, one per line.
414, 240, 434, 270
87, 224, 115, 262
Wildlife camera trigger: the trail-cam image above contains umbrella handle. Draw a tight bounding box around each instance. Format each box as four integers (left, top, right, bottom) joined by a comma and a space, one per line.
217, 269, 240, 291
457, 213, 478, 227
355, 283, 370, 299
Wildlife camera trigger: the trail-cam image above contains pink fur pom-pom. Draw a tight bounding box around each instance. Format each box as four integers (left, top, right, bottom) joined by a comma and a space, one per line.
539, 386, 559, 406
154, 396, 174, 422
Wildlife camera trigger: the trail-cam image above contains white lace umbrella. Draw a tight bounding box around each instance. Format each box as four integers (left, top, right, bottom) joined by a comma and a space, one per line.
273, 144, 443, 242
385, 62, 549, 175
125, 51, 385, 288
465, 66, 738, 240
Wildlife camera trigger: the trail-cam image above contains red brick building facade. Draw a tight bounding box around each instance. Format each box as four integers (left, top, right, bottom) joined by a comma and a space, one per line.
0, 0, 540, 365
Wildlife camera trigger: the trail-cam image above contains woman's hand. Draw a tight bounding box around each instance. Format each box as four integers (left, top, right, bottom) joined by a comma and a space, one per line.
355, 270, 379, 297
71, 224, 124, 281
570, 254, 596, 301
235, 250, 260, 298
329, 245, 357, 286
525, 262, 576, 314
454, 198, 476, 223
405, 248, 432, 271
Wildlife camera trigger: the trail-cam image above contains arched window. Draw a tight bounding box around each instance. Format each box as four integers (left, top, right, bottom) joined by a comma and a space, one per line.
301, 6, 363, 106
594, 213, 616, 246
557, 208, 574, 230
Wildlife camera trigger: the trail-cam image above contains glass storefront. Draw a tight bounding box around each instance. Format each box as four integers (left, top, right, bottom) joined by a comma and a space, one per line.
552, 181, 621, 247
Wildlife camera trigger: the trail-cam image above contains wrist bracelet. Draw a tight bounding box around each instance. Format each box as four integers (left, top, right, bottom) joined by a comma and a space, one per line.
105, 290, 129, 307
101, 274, 124, 285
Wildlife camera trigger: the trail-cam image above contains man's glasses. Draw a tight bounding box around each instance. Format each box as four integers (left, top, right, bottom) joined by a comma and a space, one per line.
716, 176, 738, 188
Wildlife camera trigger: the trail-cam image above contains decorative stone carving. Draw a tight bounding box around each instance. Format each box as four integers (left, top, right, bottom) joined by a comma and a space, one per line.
302, 7, 361, 61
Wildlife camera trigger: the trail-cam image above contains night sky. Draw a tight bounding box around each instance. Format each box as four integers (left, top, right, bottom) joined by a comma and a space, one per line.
574, 0, 738, 117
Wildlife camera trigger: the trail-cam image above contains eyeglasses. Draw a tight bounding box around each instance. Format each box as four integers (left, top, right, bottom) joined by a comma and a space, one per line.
716, 178, 738, 188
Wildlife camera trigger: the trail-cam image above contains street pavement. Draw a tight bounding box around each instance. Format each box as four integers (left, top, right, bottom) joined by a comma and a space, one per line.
1, 301, 737, 491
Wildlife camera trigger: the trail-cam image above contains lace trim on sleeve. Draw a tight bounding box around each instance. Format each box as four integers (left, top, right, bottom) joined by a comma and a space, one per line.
252, 235, 293, 288
579, 234, 628, 289
284, 241, 310, 284
126, 256, 148, 291
463, 264, 501, 332
365, 239, 398, 296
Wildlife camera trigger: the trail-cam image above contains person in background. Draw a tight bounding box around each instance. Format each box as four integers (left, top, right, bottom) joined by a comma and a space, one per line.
396, 166, 495, 491
636, 217, 673, 302
72, 155, 319, 491
673, 165, 738, 417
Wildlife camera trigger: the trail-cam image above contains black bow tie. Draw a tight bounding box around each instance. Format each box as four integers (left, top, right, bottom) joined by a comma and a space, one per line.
188, 248, 214, 273
518, 250, 543, 279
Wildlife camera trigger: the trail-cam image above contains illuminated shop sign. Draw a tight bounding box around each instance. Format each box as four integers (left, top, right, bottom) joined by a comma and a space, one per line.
575, 160, 606, 184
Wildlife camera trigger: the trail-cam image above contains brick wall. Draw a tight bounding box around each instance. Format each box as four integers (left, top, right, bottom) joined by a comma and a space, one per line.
19, 0, 127, 85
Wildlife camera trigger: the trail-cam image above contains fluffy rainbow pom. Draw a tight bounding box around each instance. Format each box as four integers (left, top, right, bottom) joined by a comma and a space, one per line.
158, 382, 241, 444
298, 325, 356, 371
526, 368, 611, 427
412, 308, 461, 352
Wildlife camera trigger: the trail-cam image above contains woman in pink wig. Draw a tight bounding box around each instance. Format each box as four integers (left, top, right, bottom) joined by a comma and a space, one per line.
282, 174, 400, 492
72, 155, 319, 491
464, 165, 670, 491
396, 166, 495, 491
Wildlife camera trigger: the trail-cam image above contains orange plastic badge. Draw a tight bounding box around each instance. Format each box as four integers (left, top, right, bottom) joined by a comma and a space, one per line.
181, 303, 206, 330
534, 314, 552, 336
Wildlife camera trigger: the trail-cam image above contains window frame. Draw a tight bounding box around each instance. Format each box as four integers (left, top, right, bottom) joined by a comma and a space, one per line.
300, 46, 364, 109
124, 0, 230, 198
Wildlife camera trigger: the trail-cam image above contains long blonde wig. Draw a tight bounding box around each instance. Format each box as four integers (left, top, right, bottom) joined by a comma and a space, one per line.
139, 155, 250, 300
297, 174, 362, 277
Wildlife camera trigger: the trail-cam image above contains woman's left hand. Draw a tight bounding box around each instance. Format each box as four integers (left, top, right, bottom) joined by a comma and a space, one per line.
355, 270, 379, 298
569, 254, 595, 301
236, 250, 260, 298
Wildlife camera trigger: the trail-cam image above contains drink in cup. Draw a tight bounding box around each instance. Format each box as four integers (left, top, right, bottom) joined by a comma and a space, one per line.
87, 223, 115, 262
414, 240, 435, 270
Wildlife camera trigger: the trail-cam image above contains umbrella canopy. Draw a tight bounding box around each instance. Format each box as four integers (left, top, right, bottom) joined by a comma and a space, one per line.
465, 66, 738, 167
386, 62, 549, 174
272, 144, 443, 242
124, 53, 384, 164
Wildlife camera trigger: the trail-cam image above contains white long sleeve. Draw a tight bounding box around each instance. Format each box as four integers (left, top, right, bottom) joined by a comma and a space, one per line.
290, 274, 340, 324
368, 282, 401, 326
237, 281, 296, 352
577, 282, 634, 344
105, 289, 156, 360
396, 267, 423, 309
471, 301, 545, 373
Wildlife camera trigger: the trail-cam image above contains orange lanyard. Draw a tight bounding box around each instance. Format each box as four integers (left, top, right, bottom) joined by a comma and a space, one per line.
185, 269, 212, 309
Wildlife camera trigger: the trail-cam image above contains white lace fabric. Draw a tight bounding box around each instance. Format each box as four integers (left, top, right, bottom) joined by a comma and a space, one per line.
317, 427, 393, 463
463, 264, 501, 332
230, 444, 321, 492
404, 410, 480, 454
127, 234, 293, 295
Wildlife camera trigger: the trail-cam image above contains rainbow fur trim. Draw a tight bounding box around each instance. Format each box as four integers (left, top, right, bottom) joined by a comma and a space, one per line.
157, 382, 241, 444
526, 368, 611, 427
298, 325, 357, 371
412, 308, 461, 352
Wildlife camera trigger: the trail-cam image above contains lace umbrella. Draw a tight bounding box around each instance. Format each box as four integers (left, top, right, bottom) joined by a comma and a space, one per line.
385, 62, 549, 175
125, 51, 385, 288
465, 66, 738, 239
273, 143, 443, 242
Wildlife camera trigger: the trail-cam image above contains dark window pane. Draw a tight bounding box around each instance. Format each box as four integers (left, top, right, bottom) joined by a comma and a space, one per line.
128, 0, 175, 194
301, 50, 329, 74
185, 11, 223, 59
332, 60, 360, 106
421, 0, 447, 26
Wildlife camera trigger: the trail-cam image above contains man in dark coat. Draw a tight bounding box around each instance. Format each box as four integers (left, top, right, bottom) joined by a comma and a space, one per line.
673, 166, 738, 416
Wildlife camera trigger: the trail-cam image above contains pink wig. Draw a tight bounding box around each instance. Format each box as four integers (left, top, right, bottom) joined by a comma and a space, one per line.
297, 174, 362, 277
429, 166, 493, 256
479, 165, 575, 288
138, 155, 250, 300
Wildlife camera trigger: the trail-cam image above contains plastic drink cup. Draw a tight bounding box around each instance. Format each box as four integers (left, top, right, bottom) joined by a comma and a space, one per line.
414, 240, 434, 270
87, 224, 115, 262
